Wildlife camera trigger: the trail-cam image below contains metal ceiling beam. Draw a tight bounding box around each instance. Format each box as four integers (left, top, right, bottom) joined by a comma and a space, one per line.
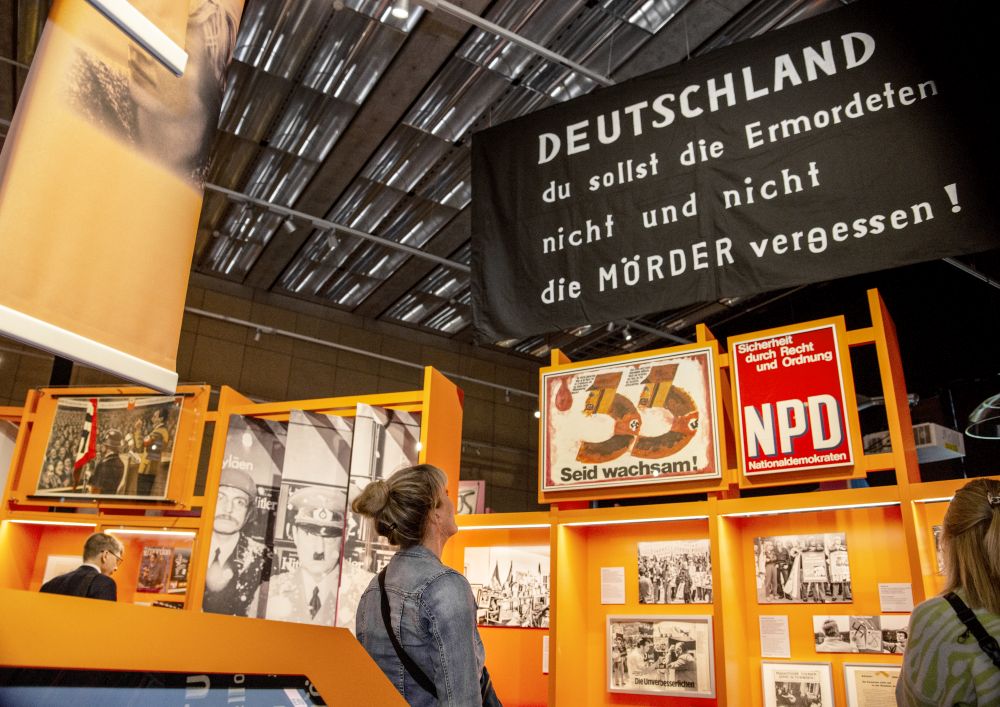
184, 306, 535, 398
353, 209, 472, 319
204, 182, 470, 274
240, 1, 489, 290
417, 0, 615, 87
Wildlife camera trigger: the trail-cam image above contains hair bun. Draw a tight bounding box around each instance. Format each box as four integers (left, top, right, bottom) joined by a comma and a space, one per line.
351, 479, 391, 517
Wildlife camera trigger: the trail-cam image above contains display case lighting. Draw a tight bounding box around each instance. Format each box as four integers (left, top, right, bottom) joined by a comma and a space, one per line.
913, 496, 954, 504
722, 501, 899, 518
5, 519, 97, 528
561, 515, 709, 527
458, 523, 550, 531
106, 528, 197, 537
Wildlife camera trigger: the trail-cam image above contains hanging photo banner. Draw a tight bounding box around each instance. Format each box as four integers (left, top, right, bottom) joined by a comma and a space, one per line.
264, 410, 354, 628
0, 0, 244, 391
540, 344, 721, 493
730, 319, 856, 477
470, 0, 998, 342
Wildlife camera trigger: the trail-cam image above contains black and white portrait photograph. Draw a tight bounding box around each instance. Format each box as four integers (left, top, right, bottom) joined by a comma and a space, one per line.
337, 404, 420, 630
606, 615, 715, 698
202, 415, 286, 619
762, 662, 834, 707
35, 395, 180, 500
465, 545, 550, 628
637, 539, 712, 604
754, 532, 851, 604
264, 410, 354, 628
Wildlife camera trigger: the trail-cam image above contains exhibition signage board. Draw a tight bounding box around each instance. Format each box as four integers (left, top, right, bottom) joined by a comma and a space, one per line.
730, 318, 858, 478
540, 343, 722, 494
470, 0, 998, 342
0, 0, 244, 391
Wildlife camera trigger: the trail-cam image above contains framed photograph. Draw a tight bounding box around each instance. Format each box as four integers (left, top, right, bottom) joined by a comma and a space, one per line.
167, 547, 191, 593
464, 546, 550, 628
932, 525, 945, 574
541, 344, 722, 493
754, 533, 852, 604
136, 546, 172, 593
34, 395, 181, 500
843, 664, 901, 707
607, 615, 715, 698
812, 615, 910, 654
457, 480, 486, 515
637, 539, 712, 604
762, 661, 834, 707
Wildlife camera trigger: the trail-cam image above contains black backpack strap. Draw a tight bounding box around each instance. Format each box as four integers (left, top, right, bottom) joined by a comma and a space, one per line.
943, 591, 1000, 669
378, 568, 438, 698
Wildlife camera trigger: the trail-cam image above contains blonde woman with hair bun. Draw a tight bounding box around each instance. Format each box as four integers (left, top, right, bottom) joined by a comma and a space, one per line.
352, 464, 500, 706
898, 477, 1000, 705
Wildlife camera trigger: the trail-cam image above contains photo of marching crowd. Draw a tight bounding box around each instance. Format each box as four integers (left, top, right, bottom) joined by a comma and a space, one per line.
35, 396, 180, 499
637, 539, 712, 604
465, 545, 550, 628
754, 533, 852, 604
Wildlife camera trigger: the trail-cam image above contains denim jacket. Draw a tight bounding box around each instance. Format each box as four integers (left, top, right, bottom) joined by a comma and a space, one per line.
356, 545, 485, 706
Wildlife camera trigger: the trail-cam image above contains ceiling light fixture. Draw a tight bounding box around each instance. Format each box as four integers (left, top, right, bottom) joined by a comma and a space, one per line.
391, 0, 410, 20
623, 326, 633, 342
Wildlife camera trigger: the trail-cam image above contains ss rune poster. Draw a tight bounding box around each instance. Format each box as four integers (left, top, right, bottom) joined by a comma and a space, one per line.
541, 345, 721, 492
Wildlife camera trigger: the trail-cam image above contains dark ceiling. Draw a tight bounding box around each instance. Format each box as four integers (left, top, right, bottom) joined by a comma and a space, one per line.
2, 0, 998, 425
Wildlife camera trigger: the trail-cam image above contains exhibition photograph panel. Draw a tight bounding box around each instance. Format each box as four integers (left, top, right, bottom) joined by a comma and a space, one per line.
607, 614, 715, 698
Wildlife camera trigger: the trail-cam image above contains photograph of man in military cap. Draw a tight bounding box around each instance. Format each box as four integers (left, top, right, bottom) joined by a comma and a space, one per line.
88, 429, 126, 495
265, 485, 348, 626
202, 466, 268, 617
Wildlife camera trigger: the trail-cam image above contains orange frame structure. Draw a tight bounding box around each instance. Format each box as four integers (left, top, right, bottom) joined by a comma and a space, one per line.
1, 293, 995, 706
445, 289, 994, 706
0, 368, 462, 702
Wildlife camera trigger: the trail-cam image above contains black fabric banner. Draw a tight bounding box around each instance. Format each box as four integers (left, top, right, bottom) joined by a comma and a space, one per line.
470, 0, 998, 342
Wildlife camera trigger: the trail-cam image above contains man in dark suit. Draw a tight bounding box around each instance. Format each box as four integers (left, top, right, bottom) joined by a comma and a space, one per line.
40, 532, 123, 601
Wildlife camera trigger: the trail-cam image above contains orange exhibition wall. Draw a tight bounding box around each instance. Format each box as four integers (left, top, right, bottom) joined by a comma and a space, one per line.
0, 292, 994, 707
443, 516, 552, 707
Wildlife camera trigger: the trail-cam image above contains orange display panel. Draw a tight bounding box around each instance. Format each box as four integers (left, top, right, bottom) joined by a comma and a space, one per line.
446, 517, 552, 707
0, 587, 405, 705
722, 505, 910, 707
553, 514, 720, 707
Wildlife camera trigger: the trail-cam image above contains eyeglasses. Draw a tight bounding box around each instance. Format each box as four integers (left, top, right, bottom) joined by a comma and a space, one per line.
105, 549, 123, 566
